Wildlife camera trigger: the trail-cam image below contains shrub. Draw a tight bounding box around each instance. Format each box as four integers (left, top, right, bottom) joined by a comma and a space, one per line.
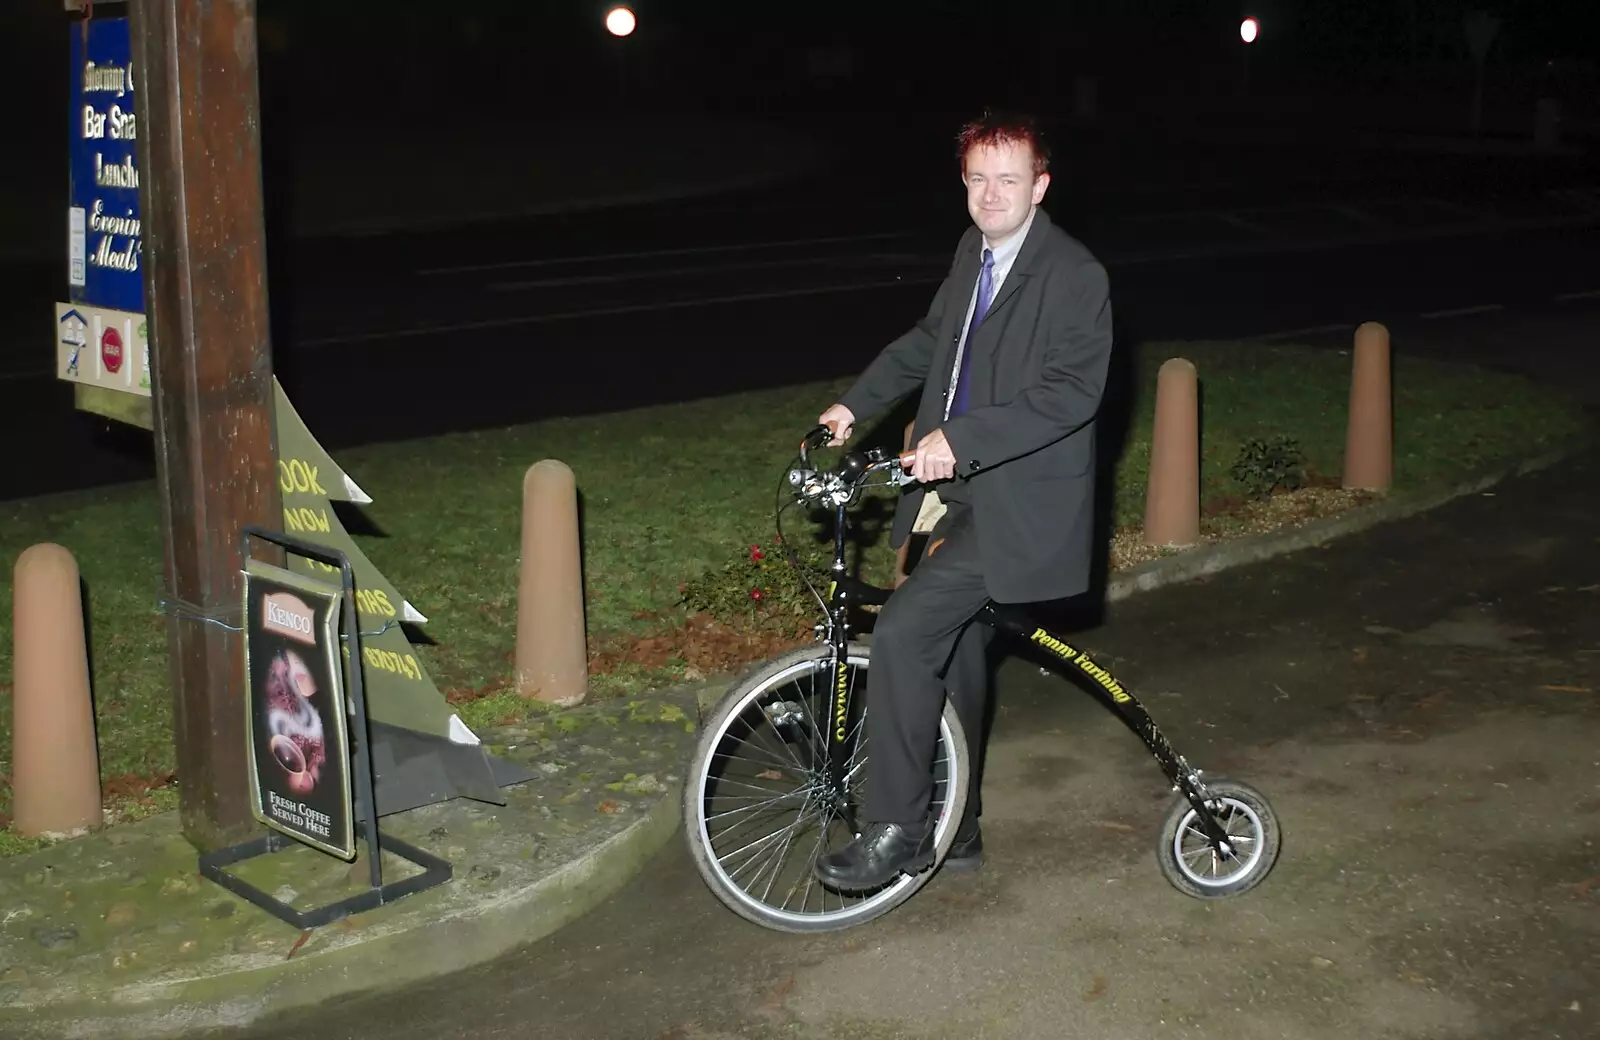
679, 537, 834, 633
1230, 435, 1306, 498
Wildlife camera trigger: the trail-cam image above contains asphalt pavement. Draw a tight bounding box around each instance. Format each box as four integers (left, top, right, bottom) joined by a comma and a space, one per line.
7, 210, 1598, 503
185, 392, 1600, 1040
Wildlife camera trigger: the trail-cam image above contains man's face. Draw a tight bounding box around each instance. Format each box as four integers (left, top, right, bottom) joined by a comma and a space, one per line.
962, 140, 1050, 244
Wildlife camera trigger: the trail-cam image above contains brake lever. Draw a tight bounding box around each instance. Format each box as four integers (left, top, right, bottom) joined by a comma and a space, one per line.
887, 467, 918, 488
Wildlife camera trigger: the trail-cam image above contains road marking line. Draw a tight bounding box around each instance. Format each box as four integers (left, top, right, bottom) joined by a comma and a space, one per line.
485, 253, 912, 292
1209, 212, 1278, 236
1555, 289, 1600, 301
1331, 205, 1385, 227
1420, 197, 1481, 215
416, 232, 914, 276
1418, 304, 1505, 319
1247, 323, 1356, 341
298, 278, 925, 347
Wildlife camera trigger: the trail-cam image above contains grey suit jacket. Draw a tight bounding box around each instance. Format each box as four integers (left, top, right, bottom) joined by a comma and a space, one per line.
837, 207, 1114, 604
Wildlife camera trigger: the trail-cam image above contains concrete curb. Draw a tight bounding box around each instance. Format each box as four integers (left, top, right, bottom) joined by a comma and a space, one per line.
0, 778, 685, 1040
1105, 431, 1595, 603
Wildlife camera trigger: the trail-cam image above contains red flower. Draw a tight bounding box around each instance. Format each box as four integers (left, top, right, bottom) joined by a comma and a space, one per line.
750, 588, 764, 601
749, 545, 765, 561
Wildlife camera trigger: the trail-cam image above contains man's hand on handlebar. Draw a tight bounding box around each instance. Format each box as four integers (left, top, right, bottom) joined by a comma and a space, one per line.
905, 429, 957, 484
817, 403, 855, 447
790, 421, 933, 505
811, 407, 956, 484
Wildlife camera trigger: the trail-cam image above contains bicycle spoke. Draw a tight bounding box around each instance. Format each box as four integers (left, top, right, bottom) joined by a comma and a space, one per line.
756, 789, 816, 904
790, 802, 836, 913
720, 803, 827, 882
711, 741, 800, 775
841, 666, 870, 776
706, 775, 794, 799
801, 663, 831, 766
705, 788, 809, 825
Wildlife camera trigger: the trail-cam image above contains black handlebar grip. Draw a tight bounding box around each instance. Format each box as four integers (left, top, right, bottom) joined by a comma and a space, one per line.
800, 424, 833, 457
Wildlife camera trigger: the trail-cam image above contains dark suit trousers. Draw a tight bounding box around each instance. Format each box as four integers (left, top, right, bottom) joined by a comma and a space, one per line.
865, 500, 995, 828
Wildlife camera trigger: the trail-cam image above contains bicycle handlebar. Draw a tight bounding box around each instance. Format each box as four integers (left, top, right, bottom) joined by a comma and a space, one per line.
789, 426, 917, 508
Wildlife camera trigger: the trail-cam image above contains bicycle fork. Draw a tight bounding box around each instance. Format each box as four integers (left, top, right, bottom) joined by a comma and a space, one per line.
824, 650, 864, 836
818, 515, 867, 837
803, 534, 877, 836
979, 605, 1238, 858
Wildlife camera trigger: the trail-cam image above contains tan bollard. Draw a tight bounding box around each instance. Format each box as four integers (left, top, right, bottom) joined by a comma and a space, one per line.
1343, 322, 1393, 491
11, 544, 101, 838
893, 420, 915, 587
516, 460, 588, 706
1143, 358, 1201, 547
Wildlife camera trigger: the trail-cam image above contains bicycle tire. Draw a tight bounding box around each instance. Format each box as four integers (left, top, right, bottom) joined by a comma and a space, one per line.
1156, 778, 1281, 899
683, 641, 970, 933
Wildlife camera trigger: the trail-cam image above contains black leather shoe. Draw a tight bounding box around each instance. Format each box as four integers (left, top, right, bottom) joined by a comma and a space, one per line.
814, 821, 936, 892
942, 822, 984, 872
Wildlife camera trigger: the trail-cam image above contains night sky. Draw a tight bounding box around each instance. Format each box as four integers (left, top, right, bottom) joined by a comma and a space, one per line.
2, 0, 1595, 248
5, 1, 1597, 127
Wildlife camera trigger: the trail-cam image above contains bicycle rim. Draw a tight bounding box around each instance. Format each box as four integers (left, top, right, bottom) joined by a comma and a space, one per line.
688, 645, 966, 931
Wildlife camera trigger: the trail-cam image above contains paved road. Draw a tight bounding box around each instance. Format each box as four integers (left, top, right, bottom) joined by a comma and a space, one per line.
192, 419, 1600, 1040
8, 213, 1598, 503
270, 184, 1600, 350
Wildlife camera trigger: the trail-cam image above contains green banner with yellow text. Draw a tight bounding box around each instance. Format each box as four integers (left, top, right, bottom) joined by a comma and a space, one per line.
269, 379, 519, 808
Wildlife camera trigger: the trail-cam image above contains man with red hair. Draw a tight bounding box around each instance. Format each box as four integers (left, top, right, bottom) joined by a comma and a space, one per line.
814, 110, 1114, 891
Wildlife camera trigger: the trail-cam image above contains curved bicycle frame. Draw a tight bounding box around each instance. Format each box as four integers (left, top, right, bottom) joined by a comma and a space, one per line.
789, 429, 1236, 857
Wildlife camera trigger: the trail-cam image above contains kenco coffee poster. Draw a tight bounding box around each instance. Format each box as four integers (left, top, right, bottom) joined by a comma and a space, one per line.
243, 558, 356, 860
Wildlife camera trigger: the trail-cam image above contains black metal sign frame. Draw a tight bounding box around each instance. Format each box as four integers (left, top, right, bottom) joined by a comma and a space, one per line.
197, 527, 452, 930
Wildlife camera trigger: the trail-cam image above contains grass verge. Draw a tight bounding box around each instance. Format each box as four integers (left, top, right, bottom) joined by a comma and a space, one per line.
0, 340, 1588, 839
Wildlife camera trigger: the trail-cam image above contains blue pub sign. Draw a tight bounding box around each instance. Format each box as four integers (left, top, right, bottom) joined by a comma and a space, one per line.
56, 14, 151, 397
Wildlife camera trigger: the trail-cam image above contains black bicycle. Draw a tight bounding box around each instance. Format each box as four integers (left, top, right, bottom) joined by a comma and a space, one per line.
682, 425, 1281, 932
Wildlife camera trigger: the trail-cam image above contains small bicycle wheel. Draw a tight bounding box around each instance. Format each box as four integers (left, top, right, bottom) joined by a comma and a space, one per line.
683, 642, 970, 933
1156, 778, 1281, 899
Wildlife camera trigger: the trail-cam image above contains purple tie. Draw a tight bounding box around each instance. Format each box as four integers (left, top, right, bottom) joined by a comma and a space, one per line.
949, 248, 995, 417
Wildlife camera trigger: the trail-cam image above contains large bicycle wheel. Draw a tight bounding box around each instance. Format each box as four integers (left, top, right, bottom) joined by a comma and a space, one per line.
683, 642, 970, 933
